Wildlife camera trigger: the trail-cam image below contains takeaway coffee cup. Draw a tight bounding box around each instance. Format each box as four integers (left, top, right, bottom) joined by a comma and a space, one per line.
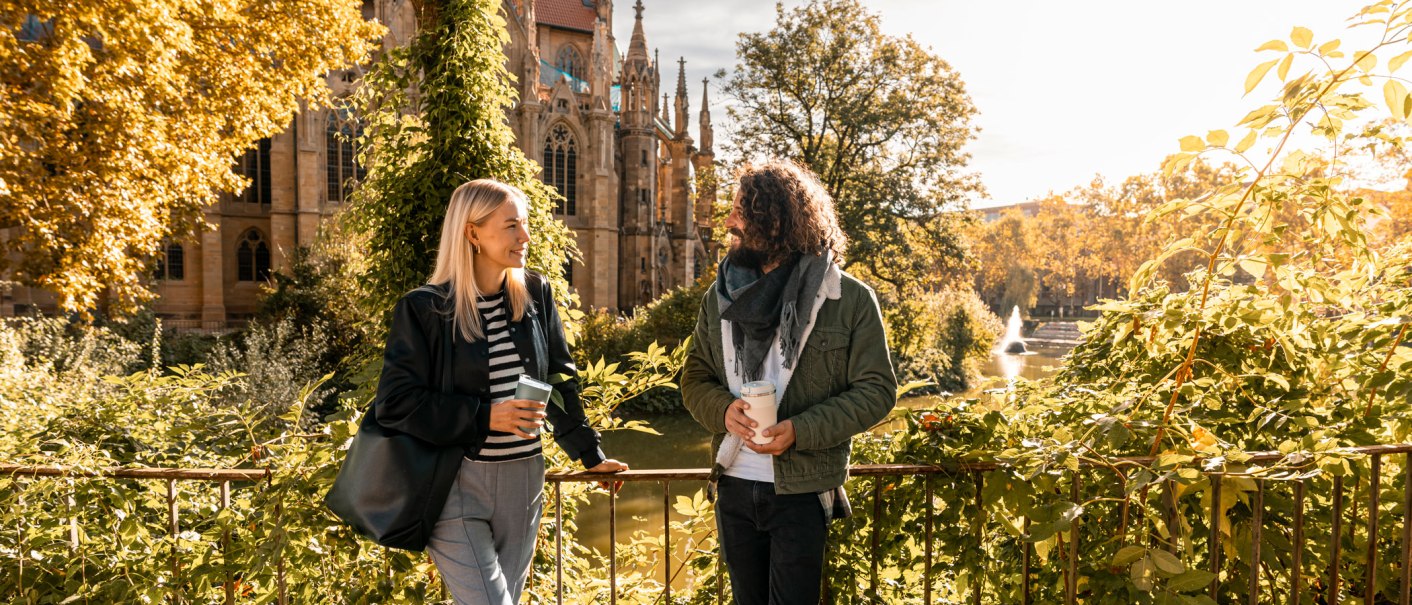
515, 375, 554, 437
740, 381, 778, 445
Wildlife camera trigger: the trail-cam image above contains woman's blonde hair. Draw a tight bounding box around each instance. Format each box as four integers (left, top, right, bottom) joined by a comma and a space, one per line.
429, 179, 531, 342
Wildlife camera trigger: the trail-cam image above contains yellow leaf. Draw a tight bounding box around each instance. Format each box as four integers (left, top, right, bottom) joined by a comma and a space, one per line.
1234, 130, 1258, 153
1277, 53, 1294, 80
1356, 51, 1378, 73
1205, 130, 1229, 147
1317, 39, 1341, 54
1290, 26, 1314, 49
1245, 59, 1278, 94
1361, 74, 1375, 86
1238, 257, 1268, 279
1178, 135, 1205, 152
1384, 80, 1408, 119
1255, 40, 1288, 53
1390, 50, 1412, 72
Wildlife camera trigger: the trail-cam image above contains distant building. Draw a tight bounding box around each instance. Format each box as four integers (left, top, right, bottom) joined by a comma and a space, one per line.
3, 0, 719, 325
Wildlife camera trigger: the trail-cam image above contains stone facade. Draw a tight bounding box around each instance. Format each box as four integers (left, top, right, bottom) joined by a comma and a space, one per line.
1, 0, 717, 323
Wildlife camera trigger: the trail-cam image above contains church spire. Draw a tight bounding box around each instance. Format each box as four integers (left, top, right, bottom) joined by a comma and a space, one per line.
626, 0, 648, 62
674, 57, 689, 136
699, 78, 713, 154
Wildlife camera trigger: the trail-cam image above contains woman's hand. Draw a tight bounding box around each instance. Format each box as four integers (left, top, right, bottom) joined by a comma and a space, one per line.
489, 399, 547, 439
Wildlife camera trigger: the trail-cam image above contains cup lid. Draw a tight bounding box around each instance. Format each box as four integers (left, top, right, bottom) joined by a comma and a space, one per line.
741, 380, 775, 396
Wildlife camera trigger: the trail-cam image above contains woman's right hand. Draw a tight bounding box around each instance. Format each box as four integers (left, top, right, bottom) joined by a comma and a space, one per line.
490, 399, 547, 439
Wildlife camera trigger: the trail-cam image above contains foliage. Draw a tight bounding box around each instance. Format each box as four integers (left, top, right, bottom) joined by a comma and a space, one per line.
0, 0, 384, 316
0, 316, 699, 603
575, 279, 710, 414
344, 0, 575, 323
718, 0, 980, 293
883, 287, 1003, 394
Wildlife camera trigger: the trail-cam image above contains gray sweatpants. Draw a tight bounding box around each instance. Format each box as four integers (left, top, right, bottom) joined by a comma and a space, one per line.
427, 454, 545, 605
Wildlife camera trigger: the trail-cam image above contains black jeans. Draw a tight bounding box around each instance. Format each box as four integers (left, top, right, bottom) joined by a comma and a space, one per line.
716, 475, 828, 605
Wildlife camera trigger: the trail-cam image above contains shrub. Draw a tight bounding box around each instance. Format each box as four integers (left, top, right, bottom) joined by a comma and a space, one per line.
884, 287, 1003, 394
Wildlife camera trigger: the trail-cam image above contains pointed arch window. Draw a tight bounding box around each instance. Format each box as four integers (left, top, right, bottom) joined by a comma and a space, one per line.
239, 138, 272, 206
237, 229, 271, 282
556, 45, 585, 82
542, 124, 578, 215
326, 109, 366, 203
154, 242, 184, 281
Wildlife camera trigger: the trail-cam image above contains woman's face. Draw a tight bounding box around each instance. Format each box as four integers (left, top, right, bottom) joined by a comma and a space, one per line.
468, 199, 530, 273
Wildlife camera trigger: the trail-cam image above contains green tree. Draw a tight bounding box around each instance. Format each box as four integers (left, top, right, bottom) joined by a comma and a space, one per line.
0, 0, 384, 316
344, 0, 575, 320
718, 0, 981, 291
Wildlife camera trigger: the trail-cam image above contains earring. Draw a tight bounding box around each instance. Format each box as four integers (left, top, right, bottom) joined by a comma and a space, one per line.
472, 243, 482, 254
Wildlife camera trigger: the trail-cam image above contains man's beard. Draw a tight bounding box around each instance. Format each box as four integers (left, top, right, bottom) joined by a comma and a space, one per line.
727, 232, 768, 271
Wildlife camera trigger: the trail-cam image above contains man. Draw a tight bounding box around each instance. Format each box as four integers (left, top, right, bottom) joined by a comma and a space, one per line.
681, 159, 897, 604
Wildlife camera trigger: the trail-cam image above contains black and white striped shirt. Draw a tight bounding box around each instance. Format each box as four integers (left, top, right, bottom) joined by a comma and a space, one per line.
469, 290, 543, 462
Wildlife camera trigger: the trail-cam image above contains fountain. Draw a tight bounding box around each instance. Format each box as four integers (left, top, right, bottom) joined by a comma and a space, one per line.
998, 306, 1029, 355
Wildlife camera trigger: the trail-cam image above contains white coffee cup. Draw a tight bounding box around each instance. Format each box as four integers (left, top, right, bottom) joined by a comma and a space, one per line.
740, 381, 778, 445
515, 375, 554, 437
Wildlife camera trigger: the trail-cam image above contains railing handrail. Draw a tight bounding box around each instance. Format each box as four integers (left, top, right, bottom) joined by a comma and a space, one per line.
4, 442, 1410, 483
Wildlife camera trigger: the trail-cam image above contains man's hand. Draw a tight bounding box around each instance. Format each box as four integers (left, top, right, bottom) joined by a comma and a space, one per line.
724, 398, 758, 441
489, 399, 547, 439
746, 420, 795, 456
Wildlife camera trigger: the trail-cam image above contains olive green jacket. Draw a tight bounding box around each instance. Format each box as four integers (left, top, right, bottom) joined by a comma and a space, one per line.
681, 266, 897, 495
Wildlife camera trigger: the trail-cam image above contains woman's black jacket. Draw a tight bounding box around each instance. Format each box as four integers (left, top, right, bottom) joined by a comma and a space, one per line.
372, 271, 605, 468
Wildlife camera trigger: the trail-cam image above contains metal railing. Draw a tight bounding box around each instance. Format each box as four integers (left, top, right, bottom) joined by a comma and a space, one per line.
5, 443, 1412, 604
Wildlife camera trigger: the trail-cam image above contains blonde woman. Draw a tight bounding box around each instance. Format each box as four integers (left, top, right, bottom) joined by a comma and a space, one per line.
373, 179, 627, 604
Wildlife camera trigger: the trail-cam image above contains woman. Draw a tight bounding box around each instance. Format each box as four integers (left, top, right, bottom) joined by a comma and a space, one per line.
373, 178, 627, 604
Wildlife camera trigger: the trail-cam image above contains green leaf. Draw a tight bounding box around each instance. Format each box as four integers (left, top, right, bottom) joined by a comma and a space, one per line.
1290, 27, 1314, 49
1245, 60, 1279, 94
1167, 569, 1217, 592
1179, 135, 1206, 152
1149, 548, 1185, 576
1112, 545, 1147, 566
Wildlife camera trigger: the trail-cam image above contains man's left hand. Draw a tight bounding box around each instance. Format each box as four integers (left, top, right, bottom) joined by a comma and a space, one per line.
746, 420, 795, 456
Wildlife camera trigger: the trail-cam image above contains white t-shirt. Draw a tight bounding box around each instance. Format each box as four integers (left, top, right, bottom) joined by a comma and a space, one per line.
723, 331, 785, 483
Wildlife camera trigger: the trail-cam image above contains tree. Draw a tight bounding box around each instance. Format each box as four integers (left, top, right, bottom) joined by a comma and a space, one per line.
344, 0, 576, 321
718, 0, 981, 291
0, 1, 384, 316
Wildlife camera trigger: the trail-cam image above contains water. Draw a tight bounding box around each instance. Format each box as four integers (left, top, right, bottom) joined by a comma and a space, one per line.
566, 340, 1076, 573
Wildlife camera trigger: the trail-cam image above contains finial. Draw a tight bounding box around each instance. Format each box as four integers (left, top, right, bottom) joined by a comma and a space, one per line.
634, 0, 644, 20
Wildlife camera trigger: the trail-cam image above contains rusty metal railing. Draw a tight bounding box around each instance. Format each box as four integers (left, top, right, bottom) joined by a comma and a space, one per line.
5, 442, 1412, 604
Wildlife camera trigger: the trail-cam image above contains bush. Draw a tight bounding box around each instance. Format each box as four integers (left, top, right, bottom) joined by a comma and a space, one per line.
884, 287, 1003, 394
576, 278, 710, 414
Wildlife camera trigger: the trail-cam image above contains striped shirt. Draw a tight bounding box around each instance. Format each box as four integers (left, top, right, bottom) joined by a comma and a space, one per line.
468, 289, 543, 462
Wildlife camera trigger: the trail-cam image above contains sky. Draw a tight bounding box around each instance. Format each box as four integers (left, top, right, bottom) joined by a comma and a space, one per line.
613, 0, 1378, 208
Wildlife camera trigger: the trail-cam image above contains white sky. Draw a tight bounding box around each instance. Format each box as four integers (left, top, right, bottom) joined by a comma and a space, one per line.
614, 0, 1378, 208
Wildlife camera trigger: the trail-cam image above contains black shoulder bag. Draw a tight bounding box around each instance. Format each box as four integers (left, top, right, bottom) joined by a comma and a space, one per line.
324, 288, 463, 551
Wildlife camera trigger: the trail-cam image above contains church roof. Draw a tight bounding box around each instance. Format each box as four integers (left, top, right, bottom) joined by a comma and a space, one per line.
537, 0, 597, 33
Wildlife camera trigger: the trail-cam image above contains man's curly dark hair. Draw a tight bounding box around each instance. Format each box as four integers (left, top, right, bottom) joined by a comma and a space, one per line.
733, 159, 847, 266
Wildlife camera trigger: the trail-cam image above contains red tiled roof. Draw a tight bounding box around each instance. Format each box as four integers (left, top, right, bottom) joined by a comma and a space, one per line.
537, 0, 597, 33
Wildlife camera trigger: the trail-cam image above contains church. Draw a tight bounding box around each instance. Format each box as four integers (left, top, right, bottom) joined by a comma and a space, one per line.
2, 0, 718, 325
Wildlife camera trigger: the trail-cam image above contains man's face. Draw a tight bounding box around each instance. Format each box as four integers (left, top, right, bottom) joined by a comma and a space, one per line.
725, 189, 766, 270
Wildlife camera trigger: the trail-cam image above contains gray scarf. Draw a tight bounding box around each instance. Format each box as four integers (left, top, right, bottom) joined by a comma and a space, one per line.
716, 251, 831, 382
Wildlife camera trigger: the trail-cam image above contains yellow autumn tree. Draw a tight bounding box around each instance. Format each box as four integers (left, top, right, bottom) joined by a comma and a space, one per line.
0, 2, 384, 316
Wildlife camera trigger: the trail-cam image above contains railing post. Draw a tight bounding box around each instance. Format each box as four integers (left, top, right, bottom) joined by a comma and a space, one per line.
1331, 474, 1345, 605
168, 478, 181, 605
221, 480, 233, 605
871, 476, 881, 592
555, 481, 564, 605
1249, 479, 1263, 605
925, 475, 934, 605
1065, 474, 1079, 605
1021, 517, 1031, 605
663, 480, 671, 603
973, 473, 984, 605
609, 482, 617, 605
1401, 452, 1411, 605
1209, 473, 1222, 600
67, 479, 78, 553
1292, 480, 1305, 605
1366, 454, 1381, 605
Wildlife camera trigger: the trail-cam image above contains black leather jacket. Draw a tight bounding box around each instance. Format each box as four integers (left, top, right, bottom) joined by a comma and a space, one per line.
373, 271, 605, 468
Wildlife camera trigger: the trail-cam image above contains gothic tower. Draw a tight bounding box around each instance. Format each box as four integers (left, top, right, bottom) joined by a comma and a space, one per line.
617, 0, 658, 310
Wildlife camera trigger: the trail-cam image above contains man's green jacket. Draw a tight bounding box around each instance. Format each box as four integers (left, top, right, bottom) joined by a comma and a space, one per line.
681, 267, 897, 495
